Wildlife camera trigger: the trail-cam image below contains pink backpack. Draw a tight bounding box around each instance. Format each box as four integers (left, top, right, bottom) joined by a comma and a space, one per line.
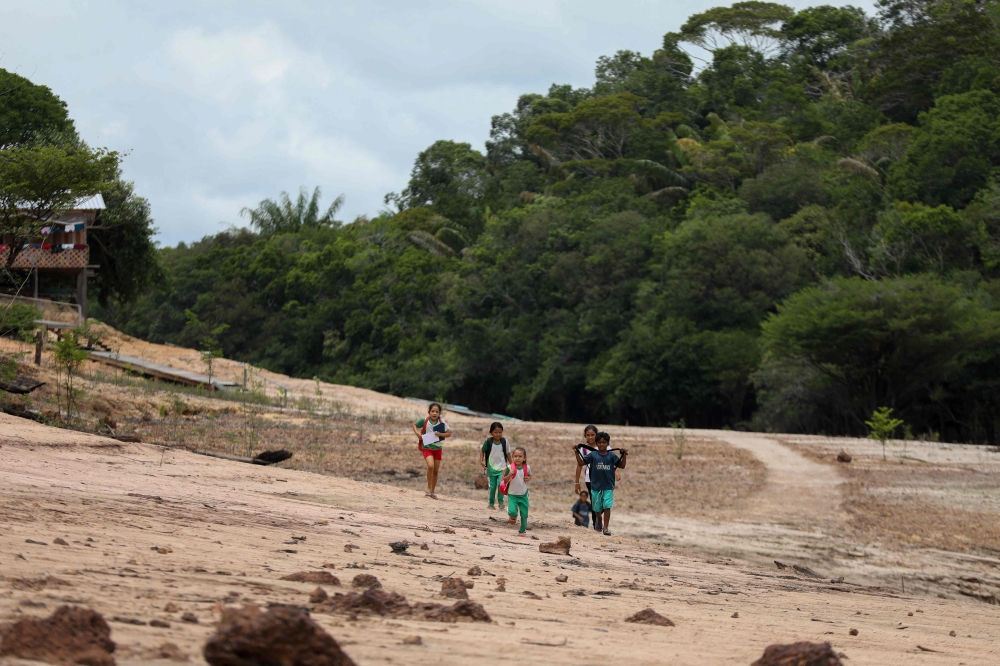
498, 463, 523, 496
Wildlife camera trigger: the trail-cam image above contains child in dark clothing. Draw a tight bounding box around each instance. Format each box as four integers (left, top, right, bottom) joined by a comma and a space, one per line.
573, 431, 628, 536
571, 490, 590, 527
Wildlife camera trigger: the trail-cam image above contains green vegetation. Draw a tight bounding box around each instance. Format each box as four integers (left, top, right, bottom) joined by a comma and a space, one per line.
0, 303, 40, 341
76, 1, 1000, 443
866, 406, 906, 461
52, 330, 88, 419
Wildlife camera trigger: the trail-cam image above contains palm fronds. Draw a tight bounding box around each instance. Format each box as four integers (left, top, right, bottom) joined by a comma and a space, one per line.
837, 157, 881, 184
647, 186, 690, 204
240, 186, 345, 235
631, 159, 689, 187
528, 144, 566, 178
407, 230, 454, 258
434, 227, 470, 253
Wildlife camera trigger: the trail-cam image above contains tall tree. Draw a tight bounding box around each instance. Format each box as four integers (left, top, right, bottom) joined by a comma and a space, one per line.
0, 69, 75, 149
240, 186, 344, 236
88, 171, 163, 307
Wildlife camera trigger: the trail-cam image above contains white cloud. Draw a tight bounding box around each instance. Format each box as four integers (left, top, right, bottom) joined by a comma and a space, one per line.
281, 120, 402, 191
159, 23, 330, 111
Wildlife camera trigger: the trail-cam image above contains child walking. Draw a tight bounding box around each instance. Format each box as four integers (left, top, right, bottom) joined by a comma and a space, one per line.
571, 490, 590, 527
573, 432, 627, 536
411, 402, 451, 499
573, 424, 602, 531
479, 421, 511, 510
502, 447, 531, 536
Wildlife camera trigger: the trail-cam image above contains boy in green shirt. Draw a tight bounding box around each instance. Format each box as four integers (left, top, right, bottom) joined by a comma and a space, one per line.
479, 421, 511, 510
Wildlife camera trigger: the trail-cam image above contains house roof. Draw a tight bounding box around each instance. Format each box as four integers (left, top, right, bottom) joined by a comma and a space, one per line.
72, 193, 106, 210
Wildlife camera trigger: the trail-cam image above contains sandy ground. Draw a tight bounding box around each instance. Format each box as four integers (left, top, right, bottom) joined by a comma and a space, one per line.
1, 414, 999, 665
86, 325, 429, 417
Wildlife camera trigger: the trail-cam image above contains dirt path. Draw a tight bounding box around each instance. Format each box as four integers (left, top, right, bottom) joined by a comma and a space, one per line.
615, 429, 850, 572
710, 430, 846, 529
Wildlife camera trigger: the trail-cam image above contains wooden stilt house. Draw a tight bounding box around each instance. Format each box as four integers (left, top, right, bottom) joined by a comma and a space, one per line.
0, 194, 104, 326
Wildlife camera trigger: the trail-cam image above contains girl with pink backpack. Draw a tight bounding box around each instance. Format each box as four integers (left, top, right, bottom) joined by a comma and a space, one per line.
500, 446, 531, 536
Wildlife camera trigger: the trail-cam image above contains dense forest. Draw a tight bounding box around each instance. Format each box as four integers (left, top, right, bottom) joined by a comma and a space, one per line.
86, 1, 1000, 443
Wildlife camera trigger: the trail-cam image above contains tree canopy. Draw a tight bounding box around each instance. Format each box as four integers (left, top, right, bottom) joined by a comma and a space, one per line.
93, 2, 1000, 444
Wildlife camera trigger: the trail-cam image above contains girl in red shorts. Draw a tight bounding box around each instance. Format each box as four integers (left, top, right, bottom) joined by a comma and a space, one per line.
412, 402, 451, 498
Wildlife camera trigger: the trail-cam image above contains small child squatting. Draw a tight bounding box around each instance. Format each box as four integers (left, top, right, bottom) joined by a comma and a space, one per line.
573, 432, 628, 536
503, 447, 531, 535
571, 490, 590, 528
479, 421, 511, 510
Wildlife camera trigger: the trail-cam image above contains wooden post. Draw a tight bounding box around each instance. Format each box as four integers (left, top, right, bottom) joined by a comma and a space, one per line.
34, 329, 43, 365
76, 271, 87, 323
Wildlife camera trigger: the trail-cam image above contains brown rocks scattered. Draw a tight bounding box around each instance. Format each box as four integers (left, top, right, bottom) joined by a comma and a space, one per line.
54, 537, 69, 546
555, 575, 568, 583
538, 536, 571, 556
281, 571, 341, 586
319, 588, 412, 617
440, 578, 468, 599
310, 587, 329, 604
837, 451, 852, 463
163, 602, 180, 613
625, 608, 675, 627
418, 599, 492, 623
849, 628, 858, 636
203, 605, 356, 666
474, 475, 489, 490
402, 635, 422, 645
495, 578, 506, 592
180, 612, 198, 624
150, 619, 170, 628
467, 565, 482, 577
315, 588, 491, 624
731, 612, 739, 618
750, 641, 843, 666
351, 574, 381, 589
0, 605, 117, 666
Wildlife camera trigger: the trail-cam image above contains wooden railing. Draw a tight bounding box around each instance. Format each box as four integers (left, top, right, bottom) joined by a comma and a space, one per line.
0, 294, 82, 327
0, 245, 88, 270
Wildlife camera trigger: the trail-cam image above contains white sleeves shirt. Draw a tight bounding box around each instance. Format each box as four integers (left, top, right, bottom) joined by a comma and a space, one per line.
506, 464, 531, 496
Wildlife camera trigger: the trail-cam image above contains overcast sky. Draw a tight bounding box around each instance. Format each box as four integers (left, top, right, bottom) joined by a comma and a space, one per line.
0, 0, 874, 246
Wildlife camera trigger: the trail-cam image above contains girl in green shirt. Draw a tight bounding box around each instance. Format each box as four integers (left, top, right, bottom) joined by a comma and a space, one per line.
479, 421, 511, 510
411, 402, 451, 499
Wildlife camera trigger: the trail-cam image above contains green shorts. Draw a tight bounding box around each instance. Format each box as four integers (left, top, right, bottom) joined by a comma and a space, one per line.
591, 489, 614, 512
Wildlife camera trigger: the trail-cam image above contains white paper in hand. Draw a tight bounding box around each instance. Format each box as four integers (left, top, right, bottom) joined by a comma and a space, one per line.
421, 432, 440, 446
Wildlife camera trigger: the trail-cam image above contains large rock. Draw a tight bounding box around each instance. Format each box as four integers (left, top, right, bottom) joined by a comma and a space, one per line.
320, 588, 412, 617
203, 605, 355, 666
0, 605, 116, 666
539, 536, 571, 556
751, 641, 843, 666
418, 599, 492, 623
351, 574, 381, 589
440, 578, 469, 599
281, 571, 341, 585
624, 608, 675, 627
